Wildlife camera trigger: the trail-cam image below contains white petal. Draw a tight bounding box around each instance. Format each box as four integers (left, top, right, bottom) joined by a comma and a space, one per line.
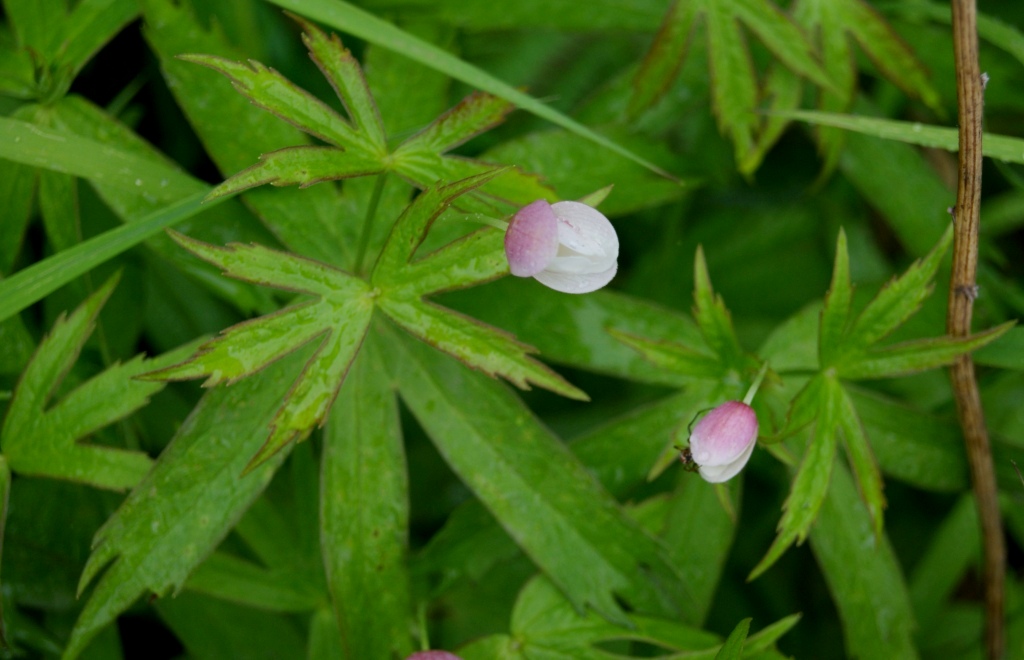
697, 440, 756, 483
546, 201, 618, 275
533, 262, 617, 294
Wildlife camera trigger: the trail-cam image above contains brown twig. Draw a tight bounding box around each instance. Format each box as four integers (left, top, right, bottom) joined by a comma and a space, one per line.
948, 1, 1004, 657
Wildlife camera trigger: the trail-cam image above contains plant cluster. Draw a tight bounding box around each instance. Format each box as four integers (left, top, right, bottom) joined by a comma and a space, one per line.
1, 0, 1024, 658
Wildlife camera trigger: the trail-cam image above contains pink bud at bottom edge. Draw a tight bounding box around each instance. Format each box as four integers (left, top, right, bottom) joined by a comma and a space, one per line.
686, 401, 758, 484
405, 652, 462, 660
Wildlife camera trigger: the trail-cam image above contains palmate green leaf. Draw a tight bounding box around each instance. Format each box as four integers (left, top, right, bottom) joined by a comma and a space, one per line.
391, 226, 506, 296
716, 618, 751, 660
809, 462, 916, 658
460, 577, 798, 660
321, 333, 413, 660
144, 233, 374, 469
844, 223, 951, 352
774, 370, 826, 441
849, 387, 967, 492
155, 592, 305, 660
373, 171, 584, 400
888, 0, 1024, 68
839, 322, 1015, 379
651, 467, 739, 627
629, 0, 699, 117
818, 225, 1006, 381
5, 0, 136, 87
141, 0, 351, 267
819, 229, 853, 368
608, 329, 724, 381
184, 445, 326, 614
184, 551, 323, 612
445, 278, 706, 387
0, 274, 190, 490
380, 298, 585, 400
413, 388, 722, 615
909, 494, 979, 636
198, 18, 551, 210
372, 171, 504, 282
64, 352, 301, 660
835, 385, 884, 537
308, 607, 344, 660
267, 0, 671, 177
779, 109, 1024, 165
757, 0, 940, 174
630, 0, 832, 166
751, 374, 840, 580
301, 18, 387, 151
834, 0, 940, 109
205, 146, 383, 194
51, 0, 138, 80
395, 91, 512, 160
178, 53, 374, 157
692, 245, 746, 369
385, 328, 694, 626
704, 0, 759, 163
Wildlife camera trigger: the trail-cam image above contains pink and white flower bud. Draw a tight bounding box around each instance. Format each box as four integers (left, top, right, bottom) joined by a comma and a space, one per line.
504, 200, 618, 294
686, 401, 758, 483
405, 653, 462, 660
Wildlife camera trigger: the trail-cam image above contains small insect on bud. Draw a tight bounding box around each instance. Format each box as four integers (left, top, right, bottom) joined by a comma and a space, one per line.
405, 653, 462, 660
504, 199, 619, 294
683, 401, 758, 483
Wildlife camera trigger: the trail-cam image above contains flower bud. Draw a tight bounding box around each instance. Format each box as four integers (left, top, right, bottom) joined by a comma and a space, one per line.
504, 200, 619, 294
685, 401, 758, 483
405, 653, 462, 660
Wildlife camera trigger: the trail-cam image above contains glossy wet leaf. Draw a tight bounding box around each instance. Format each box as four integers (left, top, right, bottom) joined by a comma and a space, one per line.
0, 274, 191, 490
750, 375, 840, 580
631, 0, 832, 166
64, 353, 302, 659
144, 234, 374, 469
460, 577, 797, 660
809, 463, 917, 658
372, 172, 585, 400
385, 328, 693, 626
265, 0, 673, 177
194, 18, 553, 211
321, 334, 413, 659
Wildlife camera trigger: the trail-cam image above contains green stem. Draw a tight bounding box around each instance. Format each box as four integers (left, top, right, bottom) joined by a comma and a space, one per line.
355, 174, 388, 276
742, 361, 770, 406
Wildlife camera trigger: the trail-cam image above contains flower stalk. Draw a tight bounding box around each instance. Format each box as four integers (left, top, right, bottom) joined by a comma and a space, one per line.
948, 0, 1004, 656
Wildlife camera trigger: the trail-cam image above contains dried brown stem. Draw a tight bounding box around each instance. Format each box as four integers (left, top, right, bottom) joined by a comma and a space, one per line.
947, 1, 1004, 657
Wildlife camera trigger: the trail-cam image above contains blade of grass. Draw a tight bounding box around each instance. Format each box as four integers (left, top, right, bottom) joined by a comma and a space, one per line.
0, 191, 215, 323
776, 110, 1024, 164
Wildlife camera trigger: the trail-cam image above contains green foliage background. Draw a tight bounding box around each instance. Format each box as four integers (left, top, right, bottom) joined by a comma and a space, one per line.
1, 0, 1024, 658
